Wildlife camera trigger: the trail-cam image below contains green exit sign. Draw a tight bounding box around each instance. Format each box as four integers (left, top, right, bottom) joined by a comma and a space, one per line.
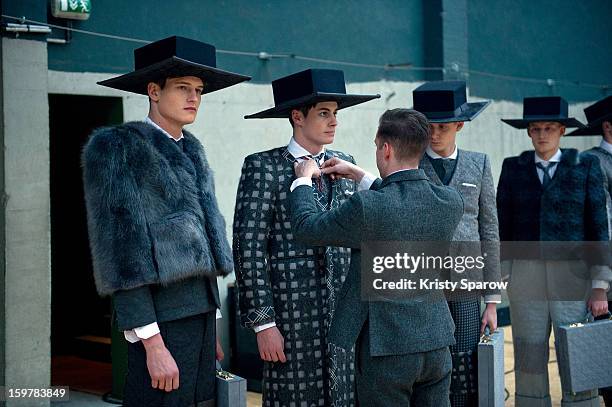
51, 0, 91, 20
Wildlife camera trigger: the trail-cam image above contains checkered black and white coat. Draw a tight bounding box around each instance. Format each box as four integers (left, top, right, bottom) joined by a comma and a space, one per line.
233, 146, 356, 407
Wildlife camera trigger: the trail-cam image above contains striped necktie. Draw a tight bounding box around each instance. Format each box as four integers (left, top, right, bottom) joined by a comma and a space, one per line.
535, 162, 557, 188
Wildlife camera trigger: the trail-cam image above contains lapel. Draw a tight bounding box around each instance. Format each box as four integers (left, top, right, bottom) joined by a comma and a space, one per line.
325, 150, 345, 210
517, 150, 543, 191
447, 150, 463, 188
420, 155, 442, 185
546, 148, 579, 191
281, 145, 329, 212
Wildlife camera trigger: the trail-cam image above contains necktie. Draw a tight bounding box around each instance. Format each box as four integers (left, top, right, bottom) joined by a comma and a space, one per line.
431, 157, 455, 185
536, 162, 557, 188
176, 138, 185, 151
298, 153, 331, 209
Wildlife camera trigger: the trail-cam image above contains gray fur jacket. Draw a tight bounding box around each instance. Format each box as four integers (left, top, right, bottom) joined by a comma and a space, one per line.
82, 121, 233, 296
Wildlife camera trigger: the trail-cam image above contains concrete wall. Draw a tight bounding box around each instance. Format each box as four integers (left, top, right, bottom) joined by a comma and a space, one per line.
2, 38, 51, 407
468, 0, 612, 102
45, 0, 425, 83
49, 70, 601, 358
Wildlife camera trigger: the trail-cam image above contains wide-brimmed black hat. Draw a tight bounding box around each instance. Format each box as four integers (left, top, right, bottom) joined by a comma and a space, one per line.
502, 96, 584, 129
98, 36, 250, 95
566, 96, 612, 136
244, 69, 380, 119
412, 81, 490, 123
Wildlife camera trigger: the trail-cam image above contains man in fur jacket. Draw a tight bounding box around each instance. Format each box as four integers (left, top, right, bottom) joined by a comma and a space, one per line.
82, 36, 249, 407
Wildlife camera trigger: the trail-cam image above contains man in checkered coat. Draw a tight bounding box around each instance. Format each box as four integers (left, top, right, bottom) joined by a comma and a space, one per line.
233, 69, 379, 406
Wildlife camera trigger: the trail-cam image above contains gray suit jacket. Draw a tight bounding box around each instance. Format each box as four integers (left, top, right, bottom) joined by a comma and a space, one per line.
420, 150, 502, 299
289, 169, 464, 357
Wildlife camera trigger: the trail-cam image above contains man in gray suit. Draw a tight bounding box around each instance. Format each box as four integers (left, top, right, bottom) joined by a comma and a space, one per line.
289, 108, 464, 406
566, 95, 612, 406
413, 81, 500, 407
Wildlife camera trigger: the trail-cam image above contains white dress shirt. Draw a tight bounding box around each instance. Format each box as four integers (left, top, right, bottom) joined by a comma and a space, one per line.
124, 118, 221, 343
425, 145, 458, 160
534, 149, 562, 184
289, 137, 377, 192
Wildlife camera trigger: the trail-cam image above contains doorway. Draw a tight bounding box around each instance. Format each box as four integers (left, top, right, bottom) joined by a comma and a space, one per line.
49, 94, 123, 397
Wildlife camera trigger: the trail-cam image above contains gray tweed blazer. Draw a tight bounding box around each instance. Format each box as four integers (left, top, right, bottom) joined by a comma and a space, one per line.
420, 149, 502, 299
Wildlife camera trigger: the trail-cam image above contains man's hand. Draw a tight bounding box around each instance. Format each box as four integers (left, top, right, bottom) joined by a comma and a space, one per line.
256, 326, 286, 363
320, 157, 366, 182
216, 336, 224, 361
480, 303, 498, 335
587, 288, 609, 317
142, 333, 180, 392
294, 159, 321, 179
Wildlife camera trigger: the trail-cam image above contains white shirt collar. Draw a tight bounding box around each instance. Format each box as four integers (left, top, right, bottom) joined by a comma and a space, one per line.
145, 117, 184, 142
426, 145, 458, 160
287, 137, 325, 159
534, 148, 562, 164
600, 139, 612, 155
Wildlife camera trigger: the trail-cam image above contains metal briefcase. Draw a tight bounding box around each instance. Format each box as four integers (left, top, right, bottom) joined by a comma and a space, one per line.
557, 314, 612, 394
478, 328, 505, 407
216, 362, 247, 407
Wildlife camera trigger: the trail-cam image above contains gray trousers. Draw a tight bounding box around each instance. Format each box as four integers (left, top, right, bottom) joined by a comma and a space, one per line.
508, 260, 600, 407
355, 322, 452, 407
123, 312, 216, 407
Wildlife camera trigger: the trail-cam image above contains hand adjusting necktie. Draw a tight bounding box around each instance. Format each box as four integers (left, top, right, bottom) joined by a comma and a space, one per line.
300, 152, 326, 191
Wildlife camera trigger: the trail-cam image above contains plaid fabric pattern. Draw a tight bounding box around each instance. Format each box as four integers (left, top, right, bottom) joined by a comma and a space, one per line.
233, 146, 357, 406
448, 300, 481, 407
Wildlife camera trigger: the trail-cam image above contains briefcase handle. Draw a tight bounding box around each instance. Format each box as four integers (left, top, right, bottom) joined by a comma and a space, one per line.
216, 361, 235, 380
569, 311, 612, 327
479, 326, 500, 343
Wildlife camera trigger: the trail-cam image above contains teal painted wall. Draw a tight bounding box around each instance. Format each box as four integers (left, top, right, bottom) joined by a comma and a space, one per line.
43, 0, 426, 83
468, 0, 612, 102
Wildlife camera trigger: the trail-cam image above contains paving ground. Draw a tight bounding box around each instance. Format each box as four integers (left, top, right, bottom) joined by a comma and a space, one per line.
62, 325, 606, 406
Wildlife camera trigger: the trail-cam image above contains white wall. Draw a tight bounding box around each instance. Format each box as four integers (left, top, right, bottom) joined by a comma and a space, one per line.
48, 70, 602, 359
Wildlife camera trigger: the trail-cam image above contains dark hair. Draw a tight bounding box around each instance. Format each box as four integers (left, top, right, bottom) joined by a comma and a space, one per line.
289, 103, 317, 127
376, 109, 431, 161
154, 78, 167, 89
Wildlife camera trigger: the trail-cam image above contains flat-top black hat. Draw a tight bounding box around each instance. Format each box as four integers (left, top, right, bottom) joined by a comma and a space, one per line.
567, 96, 612, 136
98, 36, 250, 95
502, 96, 584, 129
244, 69, 380, 119
412, 81, 490, 123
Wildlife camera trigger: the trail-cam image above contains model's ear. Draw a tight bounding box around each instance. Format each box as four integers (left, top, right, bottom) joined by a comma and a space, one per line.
291, 109, 304, 126
559, 125, 566, 137
455, 121, 465, 132
147, 82, 160, 102
383, 141, 392, 159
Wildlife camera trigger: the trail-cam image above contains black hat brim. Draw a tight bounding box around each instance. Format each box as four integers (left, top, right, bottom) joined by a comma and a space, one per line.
244, 92, 380, 119
501, 117, 585, 129
423, 101, 490, 123
566, 113, 612, 136
97, 56, 251, 95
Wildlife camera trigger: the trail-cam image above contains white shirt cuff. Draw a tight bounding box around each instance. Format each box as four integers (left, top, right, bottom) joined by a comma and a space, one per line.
290, 177, 312, 192
216, 309, 222, 320
358, 172, 377, 191
592, 280, 610, 291
253, 322, 276, 333
484, 294, 502, 304
124, 322, 160, 343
